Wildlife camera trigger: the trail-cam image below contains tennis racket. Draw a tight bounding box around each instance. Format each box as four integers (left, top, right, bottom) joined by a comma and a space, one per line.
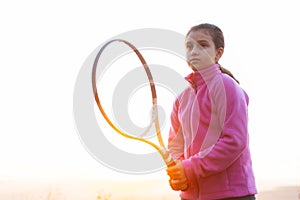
91, 39, 175, 167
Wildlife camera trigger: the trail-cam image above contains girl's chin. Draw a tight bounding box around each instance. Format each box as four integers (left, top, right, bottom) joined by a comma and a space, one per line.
188, 62, 213, 71
188, 63, 204, 71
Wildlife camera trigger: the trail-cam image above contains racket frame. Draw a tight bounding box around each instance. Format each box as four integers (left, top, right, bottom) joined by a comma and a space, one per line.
92, 39, 175, 167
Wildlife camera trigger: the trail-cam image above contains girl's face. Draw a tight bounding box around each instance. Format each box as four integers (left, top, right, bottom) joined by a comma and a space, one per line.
185, 29, 223, 71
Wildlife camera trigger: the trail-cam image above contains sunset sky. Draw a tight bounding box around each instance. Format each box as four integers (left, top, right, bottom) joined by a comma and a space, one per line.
0, 0, 299, 195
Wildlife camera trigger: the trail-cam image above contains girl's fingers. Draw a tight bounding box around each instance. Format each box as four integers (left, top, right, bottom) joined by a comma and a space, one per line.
166, 160, 186, 181
167, 171, 180, 178
166, 165, 178, 175
166, 167, 181, 179
169, 178, 188, 191
166, 165, 177, 173
168, 173, 180, 179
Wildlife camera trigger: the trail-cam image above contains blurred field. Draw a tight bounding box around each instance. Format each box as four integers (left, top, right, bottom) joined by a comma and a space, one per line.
0, 179, 299, 200
256, 186, 300, 200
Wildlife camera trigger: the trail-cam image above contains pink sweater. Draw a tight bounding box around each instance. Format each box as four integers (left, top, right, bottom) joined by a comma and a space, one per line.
168, 64, 257, 199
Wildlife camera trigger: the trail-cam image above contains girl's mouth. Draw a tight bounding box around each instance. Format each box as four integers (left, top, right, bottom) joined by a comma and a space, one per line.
189, 58, 201, 62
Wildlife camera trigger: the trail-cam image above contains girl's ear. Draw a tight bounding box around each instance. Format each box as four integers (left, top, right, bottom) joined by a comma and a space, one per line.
215, 48, 224, 63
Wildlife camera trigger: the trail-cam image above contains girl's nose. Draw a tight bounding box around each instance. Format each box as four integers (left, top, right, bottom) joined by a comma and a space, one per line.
191, 47, 199, 56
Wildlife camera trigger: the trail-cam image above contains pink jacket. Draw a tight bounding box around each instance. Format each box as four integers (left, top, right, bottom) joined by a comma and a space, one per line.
168, 64, 257, 200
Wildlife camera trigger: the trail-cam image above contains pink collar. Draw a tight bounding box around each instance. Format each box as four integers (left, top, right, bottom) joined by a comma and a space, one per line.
185, 64, 221, 88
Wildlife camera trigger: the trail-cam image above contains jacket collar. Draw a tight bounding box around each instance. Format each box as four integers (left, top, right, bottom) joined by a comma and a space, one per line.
185, 64, 221, 88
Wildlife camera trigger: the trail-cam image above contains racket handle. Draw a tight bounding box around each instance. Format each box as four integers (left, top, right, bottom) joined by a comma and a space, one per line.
162, 149, 189, 191
168, 158, 189, 191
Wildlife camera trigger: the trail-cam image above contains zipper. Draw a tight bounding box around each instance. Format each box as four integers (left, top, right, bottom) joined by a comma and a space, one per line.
193, 83, 197, 93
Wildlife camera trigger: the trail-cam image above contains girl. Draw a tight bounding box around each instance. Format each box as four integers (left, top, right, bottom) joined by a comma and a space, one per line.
166, 23, 257, 200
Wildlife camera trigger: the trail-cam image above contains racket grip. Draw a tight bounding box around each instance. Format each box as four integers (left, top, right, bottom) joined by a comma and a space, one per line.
162, 149, 189, 191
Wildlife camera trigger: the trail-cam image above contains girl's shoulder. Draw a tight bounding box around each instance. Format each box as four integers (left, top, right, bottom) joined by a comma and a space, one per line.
211, 72, 244, 92
211, 73, 249, 102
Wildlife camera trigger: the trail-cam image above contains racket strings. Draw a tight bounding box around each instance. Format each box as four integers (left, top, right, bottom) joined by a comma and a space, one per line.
92, 39, 173, 166
137, 105, 158, 138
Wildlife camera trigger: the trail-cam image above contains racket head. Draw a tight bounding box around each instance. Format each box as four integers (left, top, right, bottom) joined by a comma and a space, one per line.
92, 39, 173, 165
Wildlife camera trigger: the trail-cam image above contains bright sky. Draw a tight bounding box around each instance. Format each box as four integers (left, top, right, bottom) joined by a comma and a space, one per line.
0, 0, 299, 192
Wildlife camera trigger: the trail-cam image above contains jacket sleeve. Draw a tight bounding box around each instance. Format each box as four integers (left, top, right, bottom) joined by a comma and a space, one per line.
168, 98, 185, 160
182, 76, 250, 179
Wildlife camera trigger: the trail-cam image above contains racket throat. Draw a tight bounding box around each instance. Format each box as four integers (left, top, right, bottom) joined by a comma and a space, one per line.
160, 148, 175, 167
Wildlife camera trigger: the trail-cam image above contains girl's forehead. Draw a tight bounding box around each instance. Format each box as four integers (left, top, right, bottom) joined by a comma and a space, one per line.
186, 30, 213, 42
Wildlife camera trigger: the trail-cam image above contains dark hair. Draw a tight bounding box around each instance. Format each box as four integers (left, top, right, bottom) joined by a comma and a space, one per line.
187, 23, 239, 84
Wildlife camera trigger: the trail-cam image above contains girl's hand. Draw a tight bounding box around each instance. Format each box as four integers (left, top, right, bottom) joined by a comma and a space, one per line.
166, 160, 189, 191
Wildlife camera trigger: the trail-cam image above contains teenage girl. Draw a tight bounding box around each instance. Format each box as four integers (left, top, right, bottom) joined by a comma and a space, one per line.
166, 23, 257, 200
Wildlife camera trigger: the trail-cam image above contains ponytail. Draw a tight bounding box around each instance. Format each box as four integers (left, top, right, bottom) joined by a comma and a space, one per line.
219, 65, 240, 84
